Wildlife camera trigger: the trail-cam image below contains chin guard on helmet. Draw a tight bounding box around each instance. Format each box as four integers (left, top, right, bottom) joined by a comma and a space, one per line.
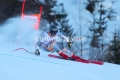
49, 25, 58, 34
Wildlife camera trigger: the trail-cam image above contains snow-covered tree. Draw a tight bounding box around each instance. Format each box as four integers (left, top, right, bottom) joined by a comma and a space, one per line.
108, 29, 120, 64
85, 0, 117, 61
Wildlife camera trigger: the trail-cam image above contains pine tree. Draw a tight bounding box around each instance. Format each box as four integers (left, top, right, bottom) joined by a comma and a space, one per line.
109, 30, 120, 64
85, 0, 117, 60
42, 0, 57, 24
53, 3, 75, 39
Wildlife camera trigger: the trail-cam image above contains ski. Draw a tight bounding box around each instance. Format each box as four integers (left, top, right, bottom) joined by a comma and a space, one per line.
48, 54, 90, 64
48, 54, 104, 65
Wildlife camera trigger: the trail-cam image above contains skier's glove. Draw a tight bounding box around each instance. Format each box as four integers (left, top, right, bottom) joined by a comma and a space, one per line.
35, 49, 40, 56
67, 42, 72, 48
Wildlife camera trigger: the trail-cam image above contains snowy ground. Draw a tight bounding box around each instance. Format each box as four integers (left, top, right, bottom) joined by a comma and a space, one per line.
0, 17, 120, 80
0, 46, 120, 80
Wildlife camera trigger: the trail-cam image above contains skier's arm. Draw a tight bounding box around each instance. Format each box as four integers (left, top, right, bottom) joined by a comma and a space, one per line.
35, 32, 48, 49
58, 32, 73, 48
34, 40, 42, 56
35, 34, 45, 50
58, 32, 69, 42
35, 41, 42, 49
46, 40, 56, 51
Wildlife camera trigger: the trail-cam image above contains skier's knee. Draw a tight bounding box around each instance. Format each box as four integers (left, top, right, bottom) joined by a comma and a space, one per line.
62, 48, 67, 52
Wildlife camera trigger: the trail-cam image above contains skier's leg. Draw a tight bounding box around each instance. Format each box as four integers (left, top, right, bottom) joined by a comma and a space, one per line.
56, 43, 81, 59
53, 43, 69, 60
56, 43, 81, 60
55, 42, 72, 56
61, 49, 82, 59
52, 42, 82, 60
53, 42, 81, 60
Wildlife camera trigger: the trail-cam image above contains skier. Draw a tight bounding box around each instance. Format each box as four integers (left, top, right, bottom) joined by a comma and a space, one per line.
35, 25, 82, 60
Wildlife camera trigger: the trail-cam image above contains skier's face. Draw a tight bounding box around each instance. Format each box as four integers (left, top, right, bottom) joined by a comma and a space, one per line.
51, 33, 56, 37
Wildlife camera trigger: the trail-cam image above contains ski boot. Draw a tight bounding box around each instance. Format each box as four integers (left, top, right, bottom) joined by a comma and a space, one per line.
59, 52, 69, 60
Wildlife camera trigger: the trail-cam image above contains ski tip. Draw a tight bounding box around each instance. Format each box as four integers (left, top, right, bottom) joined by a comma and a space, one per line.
90, 60, 104, 65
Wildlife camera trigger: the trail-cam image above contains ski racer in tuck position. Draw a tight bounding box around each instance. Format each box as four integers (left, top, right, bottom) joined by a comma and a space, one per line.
35, 25, 82, 60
